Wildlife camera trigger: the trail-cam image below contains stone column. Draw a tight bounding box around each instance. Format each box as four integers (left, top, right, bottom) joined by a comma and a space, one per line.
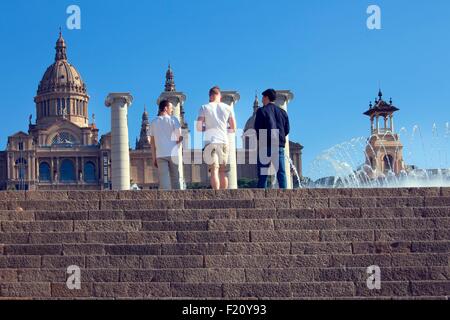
221, 91, 240, 189
275, 90, 294, 189
105, 93, 133, 191
157, 91, 187, 189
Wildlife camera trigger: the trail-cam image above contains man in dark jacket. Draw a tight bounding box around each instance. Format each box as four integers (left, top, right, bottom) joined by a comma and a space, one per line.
254, 89, 290, 189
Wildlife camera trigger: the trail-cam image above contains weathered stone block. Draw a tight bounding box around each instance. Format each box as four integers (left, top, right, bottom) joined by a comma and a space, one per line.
225, 243, 290, 255
142, 221, 208, 231
315, 208, 361, 219
410, 281, 450, 296
320, 230, 374, 242
42, 256, 85, 268
375, 230, 434, 241
329, 198, 376, 208
291, 198, 329, 209
0, 256, 41, 268
246, 268, 314, 283
74, 221, 141, 232
162, 243, 226, 256
127, 232, 177, 244
177, 231, 249, 243
141, 256, 204, 269
251, 230, 319, 242
4, 244, 62, 255
291, 282, 355, 297
331, 254, 392, 267
184, 200, 253, 209
85, 232, 127, 244
171, 283, 223, 298
63, 244, 106, 256
1, 283, 51, 298
274, 219, 336, 230
209, 219, 273, 231
223, 283, 291, 298
105, 244, 161, 255
2, 221, 73, 233
292, 242, 352, 255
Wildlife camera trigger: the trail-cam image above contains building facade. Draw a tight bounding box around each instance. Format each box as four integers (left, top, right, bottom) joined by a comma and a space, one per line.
0, 33, 303, 190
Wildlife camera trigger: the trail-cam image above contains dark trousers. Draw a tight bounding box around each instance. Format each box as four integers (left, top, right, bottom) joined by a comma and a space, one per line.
257, 147, 287, 189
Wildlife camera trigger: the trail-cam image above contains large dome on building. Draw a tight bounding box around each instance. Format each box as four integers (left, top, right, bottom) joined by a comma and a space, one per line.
37, 32, 87, 95
34, 32, 90, 128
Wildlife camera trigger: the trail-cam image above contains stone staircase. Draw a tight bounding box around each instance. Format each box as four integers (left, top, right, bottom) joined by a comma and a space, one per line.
0, 188, 449, 300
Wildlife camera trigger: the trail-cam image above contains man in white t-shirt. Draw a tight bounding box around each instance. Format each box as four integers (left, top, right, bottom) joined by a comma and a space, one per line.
196, 86, 236, 190
149, 100, 182, 190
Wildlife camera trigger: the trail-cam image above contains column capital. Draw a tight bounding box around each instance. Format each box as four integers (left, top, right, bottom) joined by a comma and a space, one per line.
275, 90, 294, 106
157, 91, 186, 106
105, 93, 133, 108
221, 91, 240, 106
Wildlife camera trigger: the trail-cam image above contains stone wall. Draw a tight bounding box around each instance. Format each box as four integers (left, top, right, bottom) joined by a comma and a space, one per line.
0, 188, 449, 299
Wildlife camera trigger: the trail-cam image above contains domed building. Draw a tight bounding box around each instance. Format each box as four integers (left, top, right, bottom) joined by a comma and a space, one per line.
0, 33, 303, 190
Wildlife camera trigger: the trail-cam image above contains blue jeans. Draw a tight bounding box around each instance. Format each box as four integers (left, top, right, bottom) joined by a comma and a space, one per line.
257, 147, 287, 189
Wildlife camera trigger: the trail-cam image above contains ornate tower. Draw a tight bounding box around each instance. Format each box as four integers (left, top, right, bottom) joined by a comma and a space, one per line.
363, 90, 405, 178
34, 31, 90, 128
136, 106, 151, 149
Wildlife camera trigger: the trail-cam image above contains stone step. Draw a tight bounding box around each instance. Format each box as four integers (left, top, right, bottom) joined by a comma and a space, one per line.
0, 280, 448, 298
1, 196, 450, 211
0, 267, 448, 283
1, 188, 447, 201
0, 242, 449, 256
1, 207, 450, 222
0, 253, 448, 269
2, 218, 449, 231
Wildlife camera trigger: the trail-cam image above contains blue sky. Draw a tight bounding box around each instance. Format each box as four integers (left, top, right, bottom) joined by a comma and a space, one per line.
0, 0, 449, 179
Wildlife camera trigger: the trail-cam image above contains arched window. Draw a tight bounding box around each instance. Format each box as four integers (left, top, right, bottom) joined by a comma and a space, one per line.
60, 159, 75, 182
84, 161, 96, 183
383, 155, 394, 173
39, 162, 51, 182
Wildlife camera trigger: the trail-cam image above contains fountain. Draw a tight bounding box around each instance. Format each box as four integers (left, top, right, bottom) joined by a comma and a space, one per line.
306, 123, 450, 188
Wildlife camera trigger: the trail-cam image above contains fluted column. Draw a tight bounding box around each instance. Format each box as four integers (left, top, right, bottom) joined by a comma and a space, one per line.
275, 90, 294, 189
221, 91, 240, 189
105, 93, 133, 191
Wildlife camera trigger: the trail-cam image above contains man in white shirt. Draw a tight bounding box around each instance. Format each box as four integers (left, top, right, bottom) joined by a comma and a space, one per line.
149, 100, 182, 190
196, 86, 236, 190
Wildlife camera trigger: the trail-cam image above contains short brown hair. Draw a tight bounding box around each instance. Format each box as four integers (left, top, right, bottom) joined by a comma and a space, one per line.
209, 86, 221, 97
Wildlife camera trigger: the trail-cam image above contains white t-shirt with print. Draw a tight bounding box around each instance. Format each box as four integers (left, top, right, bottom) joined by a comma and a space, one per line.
149, 115, 181, 159
198, 102, 233, 145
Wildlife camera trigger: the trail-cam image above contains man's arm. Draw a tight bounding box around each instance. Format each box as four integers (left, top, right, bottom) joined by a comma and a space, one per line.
196, 116, 205, 132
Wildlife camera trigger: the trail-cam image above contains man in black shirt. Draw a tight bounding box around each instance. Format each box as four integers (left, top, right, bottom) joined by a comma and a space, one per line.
254, 89, 290, 189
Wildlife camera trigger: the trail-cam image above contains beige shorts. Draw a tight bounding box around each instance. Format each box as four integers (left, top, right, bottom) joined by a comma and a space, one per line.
204, 143, 229, 172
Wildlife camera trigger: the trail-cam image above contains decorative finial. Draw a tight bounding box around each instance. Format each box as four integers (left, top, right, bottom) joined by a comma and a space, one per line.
165, 63, 176, 92
389, 98, 393, 105
29, 114, 32, 125
92, 113, 95, 123
378, 89, 383, 99
369, 101, 373, 109
55, 29, 67, 61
